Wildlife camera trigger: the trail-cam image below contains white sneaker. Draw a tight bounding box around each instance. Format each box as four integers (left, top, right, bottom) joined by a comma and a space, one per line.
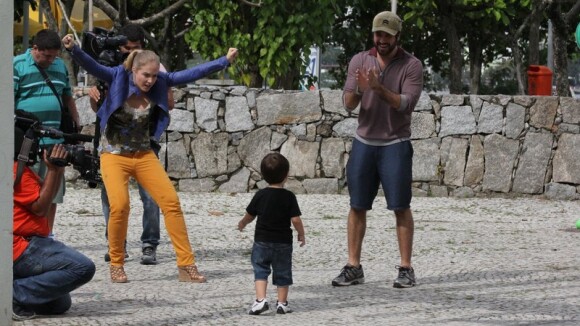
276, 301, 292, 314
248, 299, 269, 315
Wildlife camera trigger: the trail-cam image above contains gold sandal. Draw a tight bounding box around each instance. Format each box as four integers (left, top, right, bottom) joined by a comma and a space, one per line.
178, 265, 206, 283
110, 265, 128, 283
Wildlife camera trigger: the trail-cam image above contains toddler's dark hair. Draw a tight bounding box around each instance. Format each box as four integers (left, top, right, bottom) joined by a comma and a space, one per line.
260, 152, 289, 184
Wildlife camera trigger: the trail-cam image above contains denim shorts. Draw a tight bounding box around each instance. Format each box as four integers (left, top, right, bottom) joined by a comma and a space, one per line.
251, 241, 293, 287
346, 139, 413, 211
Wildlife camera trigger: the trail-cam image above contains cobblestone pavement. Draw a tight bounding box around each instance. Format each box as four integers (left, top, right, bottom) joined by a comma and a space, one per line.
15, 187, 580, 326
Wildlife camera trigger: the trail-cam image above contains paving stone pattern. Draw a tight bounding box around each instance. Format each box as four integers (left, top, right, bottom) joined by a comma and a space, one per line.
16, 187, 580, 325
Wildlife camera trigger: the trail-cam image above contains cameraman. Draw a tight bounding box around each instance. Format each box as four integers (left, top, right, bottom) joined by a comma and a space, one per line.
12, 111, 95, 321
87, 24, 173, 265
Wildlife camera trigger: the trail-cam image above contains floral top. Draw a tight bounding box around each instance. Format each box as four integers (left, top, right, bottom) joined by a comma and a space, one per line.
99, 102, 153, 154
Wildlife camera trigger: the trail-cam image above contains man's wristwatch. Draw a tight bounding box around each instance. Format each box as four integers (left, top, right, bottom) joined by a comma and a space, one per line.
355, 86, 363, 96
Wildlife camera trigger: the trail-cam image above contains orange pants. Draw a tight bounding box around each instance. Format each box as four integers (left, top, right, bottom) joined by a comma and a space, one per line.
100, 151, 194, 267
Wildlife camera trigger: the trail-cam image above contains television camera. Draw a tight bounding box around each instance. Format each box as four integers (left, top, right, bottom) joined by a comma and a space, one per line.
82, 27, 128, 67
15, 111, 101, 188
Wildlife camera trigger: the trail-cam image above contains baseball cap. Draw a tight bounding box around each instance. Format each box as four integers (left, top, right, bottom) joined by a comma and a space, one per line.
372, 11, 402, 35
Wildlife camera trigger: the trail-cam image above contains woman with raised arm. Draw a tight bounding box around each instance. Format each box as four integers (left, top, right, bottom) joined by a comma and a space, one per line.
62, 34, 238, 283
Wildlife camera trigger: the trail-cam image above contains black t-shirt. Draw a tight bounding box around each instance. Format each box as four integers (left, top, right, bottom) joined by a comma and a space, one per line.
246, 187, 302, 244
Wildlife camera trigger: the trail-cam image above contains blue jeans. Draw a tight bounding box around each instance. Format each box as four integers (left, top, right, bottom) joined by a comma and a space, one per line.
13, 237, 95, 314
251, 241, 293, 286
102, 182, 160, 248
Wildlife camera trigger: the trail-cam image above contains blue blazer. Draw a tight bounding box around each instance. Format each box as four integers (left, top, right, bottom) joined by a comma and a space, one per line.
69, 45, 230, 140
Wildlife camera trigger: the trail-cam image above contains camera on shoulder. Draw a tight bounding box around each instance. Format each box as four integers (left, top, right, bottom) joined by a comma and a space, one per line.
82, 27, 128, 67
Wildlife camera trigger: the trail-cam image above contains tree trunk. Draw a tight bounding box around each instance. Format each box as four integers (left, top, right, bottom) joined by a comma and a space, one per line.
274, 67, 300, 90
527, 0, 542, 66
547, 1, 580, 96
39, 0, 58, 30
523, 0, 548, 94
434, 0, 463, 95
172, 41, 187, 71
445, 21, 463, 94
248, 65, 263, 88
170, 13, 190, 71
468, 40, 482, 94
553, 35, 568, 96
547, 3, 569, 97
511, 36, 526, 95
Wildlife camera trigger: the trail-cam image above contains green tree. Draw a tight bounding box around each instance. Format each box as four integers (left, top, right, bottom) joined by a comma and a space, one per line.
404, 0, 529, 94
184, 0, 337, 89
328, 1, 454, 92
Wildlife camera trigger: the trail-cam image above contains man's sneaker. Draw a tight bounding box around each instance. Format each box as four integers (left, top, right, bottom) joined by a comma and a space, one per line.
12, 301, 35, 321
393, 265, 416, 288
276, 301, 292, 314
331, 264, 365, 286
140, 246, 157, 265
248, 299, 269, 315
104, 249, 129, 262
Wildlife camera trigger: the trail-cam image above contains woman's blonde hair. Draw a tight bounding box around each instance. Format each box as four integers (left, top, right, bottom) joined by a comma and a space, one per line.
123, 50, 160, 71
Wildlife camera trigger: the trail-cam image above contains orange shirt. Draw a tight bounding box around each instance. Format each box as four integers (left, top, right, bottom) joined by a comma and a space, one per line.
13, 162, 49, 261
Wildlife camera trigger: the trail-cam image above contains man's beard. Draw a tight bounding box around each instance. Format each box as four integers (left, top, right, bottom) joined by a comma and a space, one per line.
374, 41, 397, 57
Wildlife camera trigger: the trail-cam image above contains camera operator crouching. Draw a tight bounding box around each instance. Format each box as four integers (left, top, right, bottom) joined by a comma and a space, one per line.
12, 110, 95, 321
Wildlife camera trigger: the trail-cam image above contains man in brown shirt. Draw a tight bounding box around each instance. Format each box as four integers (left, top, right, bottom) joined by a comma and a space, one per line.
332, 11, 423, 288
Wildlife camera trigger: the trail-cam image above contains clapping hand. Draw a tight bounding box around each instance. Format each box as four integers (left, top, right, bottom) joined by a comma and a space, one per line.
356, 67, 381, 93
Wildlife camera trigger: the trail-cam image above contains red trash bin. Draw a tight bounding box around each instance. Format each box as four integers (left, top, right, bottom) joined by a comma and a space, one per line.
528, 65, 553, 95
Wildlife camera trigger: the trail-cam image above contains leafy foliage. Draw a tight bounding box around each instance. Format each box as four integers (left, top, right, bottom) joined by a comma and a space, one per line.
327, 1, 450, 89
184, 0, 337, 89
13, 0, 580, 95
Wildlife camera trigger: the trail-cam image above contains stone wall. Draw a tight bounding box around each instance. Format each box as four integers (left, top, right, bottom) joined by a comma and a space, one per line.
72, 86, 580, 199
